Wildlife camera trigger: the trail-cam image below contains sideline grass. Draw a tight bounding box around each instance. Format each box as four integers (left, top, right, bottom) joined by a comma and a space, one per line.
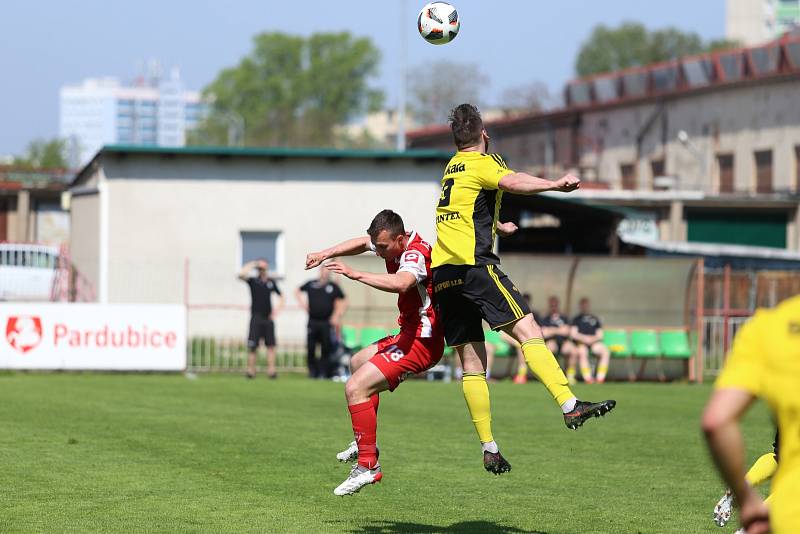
0, 373, 773, 533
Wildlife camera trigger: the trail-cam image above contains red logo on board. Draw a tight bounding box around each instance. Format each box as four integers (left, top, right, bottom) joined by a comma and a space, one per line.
6, 316, 43, 353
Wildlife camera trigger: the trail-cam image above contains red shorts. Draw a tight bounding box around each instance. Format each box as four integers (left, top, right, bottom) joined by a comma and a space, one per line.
369, 332, 445, 391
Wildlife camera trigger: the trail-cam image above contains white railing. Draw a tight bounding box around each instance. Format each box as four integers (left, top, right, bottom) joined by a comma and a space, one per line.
187, 337, 307, 373
701, 316, 750, 377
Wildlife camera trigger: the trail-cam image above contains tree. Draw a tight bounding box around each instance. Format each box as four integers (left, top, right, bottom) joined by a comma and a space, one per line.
190, 32, 383, 148
12, 138, 69, 169
408, 61, 489, 126
497, 81, 554, 116
575, 22, 743, 77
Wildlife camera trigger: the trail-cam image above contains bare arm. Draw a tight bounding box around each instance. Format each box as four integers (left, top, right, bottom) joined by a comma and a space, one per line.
570, 325, 586, 344
701, 389, 755, 501
331, 297, 348, 327
306, 236, 372, 270
496, 221, 518, 238
238, 260, 257, 281
325, 260, 417, 294
294, 288, 308, 312
271, 294, 285, 319
588, 328, 603, 345
702, 388, 769, 532
499, 173, 580, 196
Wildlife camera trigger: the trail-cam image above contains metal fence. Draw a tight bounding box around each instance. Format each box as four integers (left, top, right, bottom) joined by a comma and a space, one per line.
701, 315, 750, 378
187, 337, 307, 373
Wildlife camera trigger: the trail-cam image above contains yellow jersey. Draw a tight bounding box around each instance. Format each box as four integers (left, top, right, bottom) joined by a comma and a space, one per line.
431, 151, 514, 268
715, 295, 800, 534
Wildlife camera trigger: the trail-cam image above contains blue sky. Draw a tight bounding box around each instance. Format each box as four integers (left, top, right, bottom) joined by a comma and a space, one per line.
0, 0, 724, 155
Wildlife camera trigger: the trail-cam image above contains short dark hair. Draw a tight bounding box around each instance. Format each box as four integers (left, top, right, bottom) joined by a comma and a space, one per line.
367, 209, 405, 241
449, 103, 484, 150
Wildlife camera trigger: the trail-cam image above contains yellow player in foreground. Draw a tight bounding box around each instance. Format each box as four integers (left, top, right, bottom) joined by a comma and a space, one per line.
702, 295, 800, 534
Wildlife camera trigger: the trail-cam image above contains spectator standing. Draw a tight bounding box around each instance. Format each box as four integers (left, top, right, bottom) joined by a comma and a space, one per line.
296, 269, 347, 379
238, 258, 284, 379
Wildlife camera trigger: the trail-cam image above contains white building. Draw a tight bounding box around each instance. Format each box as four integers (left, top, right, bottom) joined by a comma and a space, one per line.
68, 145, 450, 340
726, 0, 800, 46
59, 69, 206, 167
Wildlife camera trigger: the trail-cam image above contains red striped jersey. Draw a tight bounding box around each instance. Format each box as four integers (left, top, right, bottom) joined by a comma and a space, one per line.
382, 231, 439, 339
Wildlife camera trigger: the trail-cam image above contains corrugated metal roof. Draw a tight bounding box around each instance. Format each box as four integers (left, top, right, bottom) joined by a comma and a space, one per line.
72, 144, 454, 186
100, 144, 453, 161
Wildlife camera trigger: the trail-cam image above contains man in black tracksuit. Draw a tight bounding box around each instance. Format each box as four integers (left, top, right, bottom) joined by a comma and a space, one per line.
239, 258, 284, 379
296, 269, 347, 378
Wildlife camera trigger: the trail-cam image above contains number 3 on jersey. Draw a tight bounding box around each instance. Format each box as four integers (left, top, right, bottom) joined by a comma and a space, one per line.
438, 178, 454, 207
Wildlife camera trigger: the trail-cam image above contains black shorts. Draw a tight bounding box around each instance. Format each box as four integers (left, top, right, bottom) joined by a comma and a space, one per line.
248, 316, 276, 348
774, 429, 780, 460
433, 264, 531, 347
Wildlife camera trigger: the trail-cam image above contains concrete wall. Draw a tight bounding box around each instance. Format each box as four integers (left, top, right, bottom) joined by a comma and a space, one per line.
579, 80, 800, 193
69, 192, 100, 290
88, 154, 444, 339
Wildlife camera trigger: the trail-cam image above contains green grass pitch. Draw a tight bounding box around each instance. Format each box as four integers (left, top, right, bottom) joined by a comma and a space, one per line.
0, 373, 773, 533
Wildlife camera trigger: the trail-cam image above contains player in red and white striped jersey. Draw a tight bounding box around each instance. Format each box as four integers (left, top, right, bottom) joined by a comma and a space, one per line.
304, 209, 444, 496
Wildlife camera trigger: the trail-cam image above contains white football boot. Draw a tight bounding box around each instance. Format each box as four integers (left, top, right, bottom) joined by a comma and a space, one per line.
333, 464, 382, 496
336, 441, 359, 462
713, 489, 733, 527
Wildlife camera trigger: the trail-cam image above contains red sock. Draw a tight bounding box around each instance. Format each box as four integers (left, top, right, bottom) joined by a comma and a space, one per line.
348, 401, 378, 469
370, 394, 380, 415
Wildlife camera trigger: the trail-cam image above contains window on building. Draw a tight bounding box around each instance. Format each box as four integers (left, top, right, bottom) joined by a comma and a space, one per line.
650, 159, 665, 190
754, 150, 773, 194
240, 231, 283, 274
717, 154, 734, 193
620, 163, 637, 190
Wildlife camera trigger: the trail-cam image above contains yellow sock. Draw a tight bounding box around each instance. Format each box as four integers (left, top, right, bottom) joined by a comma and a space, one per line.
567, 366, 576, 382
596, 364, 609, 382
516, 364, 527, 378
745, 453, 778, 487
521, 338, 575, 405
580, 366, 593, 380
462, 372, 493, 443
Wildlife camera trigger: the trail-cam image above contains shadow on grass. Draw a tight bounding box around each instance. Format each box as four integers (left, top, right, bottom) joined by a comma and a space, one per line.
333, 519, 546, 533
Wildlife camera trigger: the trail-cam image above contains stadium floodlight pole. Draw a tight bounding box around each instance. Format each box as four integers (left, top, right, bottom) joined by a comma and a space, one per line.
396, 0, 408, 152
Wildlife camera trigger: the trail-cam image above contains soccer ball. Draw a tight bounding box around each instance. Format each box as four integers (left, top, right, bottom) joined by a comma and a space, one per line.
417, 2, 459, 45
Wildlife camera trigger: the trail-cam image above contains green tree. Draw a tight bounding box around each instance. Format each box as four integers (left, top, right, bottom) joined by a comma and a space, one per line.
575, 22, 742, 76
13, 138, 69, 169
190, 32, 383, 148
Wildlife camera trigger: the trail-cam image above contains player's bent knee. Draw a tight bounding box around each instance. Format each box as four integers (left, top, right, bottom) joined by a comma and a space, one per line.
505, 314, 542, 342
344, 376, 365, 402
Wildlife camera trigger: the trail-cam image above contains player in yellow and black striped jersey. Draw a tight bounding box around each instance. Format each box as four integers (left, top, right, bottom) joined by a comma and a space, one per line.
432, 104, 616, 475
703, 295, 800, 534
432, 150, 513, 267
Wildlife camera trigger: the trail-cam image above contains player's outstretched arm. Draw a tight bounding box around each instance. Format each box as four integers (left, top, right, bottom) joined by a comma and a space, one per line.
306, 236, 372, 270
499, 173, 580, 195
325, 261, 416, 294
